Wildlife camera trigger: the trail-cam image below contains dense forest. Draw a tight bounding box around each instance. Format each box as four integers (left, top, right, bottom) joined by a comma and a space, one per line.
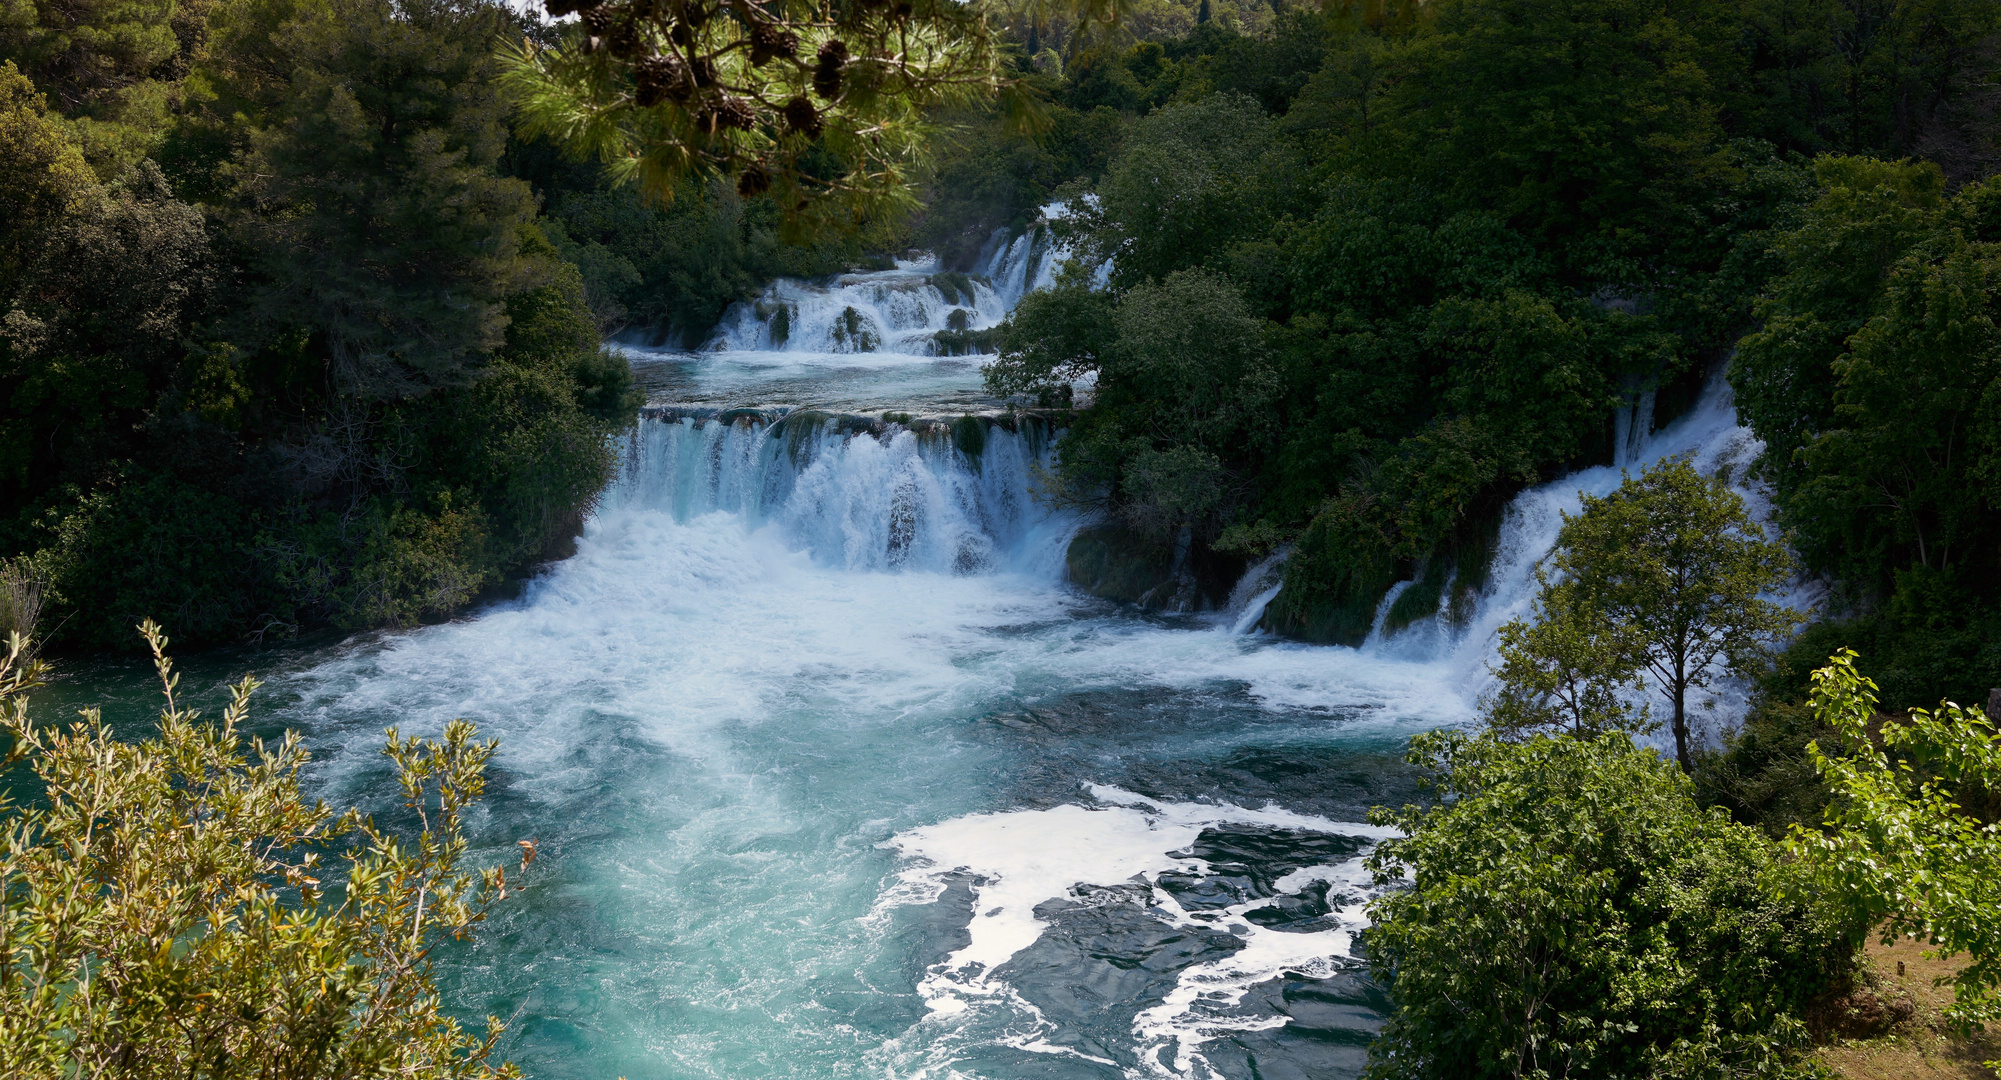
0, 0, 905, 648
962, 0, 2001, 725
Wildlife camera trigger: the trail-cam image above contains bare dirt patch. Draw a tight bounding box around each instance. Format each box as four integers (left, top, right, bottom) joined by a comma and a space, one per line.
1814, 937, 2001, 1080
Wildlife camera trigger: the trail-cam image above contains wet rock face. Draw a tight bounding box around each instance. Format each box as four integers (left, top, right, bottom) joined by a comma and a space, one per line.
971, 823, 1387, 1080
1158, 827, 1373, 918
1064, 524, 1242, 612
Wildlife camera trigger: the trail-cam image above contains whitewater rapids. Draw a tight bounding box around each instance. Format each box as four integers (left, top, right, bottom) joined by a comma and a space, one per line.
73, 243, 1791, 1080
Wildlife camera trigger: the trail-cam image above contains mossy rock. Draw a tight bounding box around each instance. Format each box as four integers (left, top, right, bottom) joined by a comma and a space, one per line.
1262, 502, 1399, 646
1263, 578, 1393, 645
952, 415, 987, 463
1066, 525, 1179, 608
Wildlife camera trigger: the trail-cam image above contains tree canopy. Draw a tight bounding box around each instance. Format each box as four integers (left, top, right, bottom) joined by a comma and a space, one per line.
1365, 728, 1849, 1079
1548, 457, 1800, 772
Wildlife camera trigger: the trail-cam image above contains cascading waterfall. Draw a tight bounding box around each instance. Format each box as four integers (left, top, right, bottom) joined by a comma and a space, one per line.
1331, 369, 1810, 734
702, 262, 1007, 355
973, 221, 1067, 311
708, 211, 1080, 358
610, 409, 1062, 574
1612, 385, 1658, 468
703, 218, 1067, 356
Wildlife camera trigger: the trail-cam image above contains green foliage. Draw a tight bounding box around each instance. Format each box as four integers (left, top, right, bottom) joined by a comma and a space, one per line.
1366, 729, 1851, 1080
1484, 573, 1653, 742
1072, 92, 1300, 291
205, 0, 539, 398
499, 0, 1093, 228
512, 142, 880, 339
993, 267, 1275, 543
1550, 456, 1801, 771
18, 257, 630, 648
1732, 157, 2001, 710
1367, 0, 1725, 287
1261, 491, 1397, 645
0, 623, 526, 1077
0, 158, 210, 504
1789, 649, 2001, 1035
0, 60, 96, 261
985, 281, 1113, 406
0, 0, 643, 648
0, 0, 179, 113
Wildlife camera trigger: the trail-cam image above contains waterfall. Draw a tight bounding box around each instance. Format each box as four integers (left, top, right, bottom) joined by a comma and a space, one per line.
1612, 385, 1657, 468
702, 261, 1008, 355
973, 223, 1066, 311
1223, 549, 1288, 635
1356, 370, 1777, 675
607, 409, 1066, 575
702, 215, 1069, 357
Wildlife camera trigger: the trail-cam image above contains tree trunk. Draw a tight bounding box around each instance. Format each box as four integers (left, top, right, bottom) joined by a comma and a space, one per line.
1672, 661, 1690, 774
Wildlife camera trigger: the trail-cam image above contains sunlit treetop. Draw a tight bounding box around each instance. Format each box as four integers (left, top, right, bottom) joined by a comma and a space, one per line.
502, 0, 1120, 230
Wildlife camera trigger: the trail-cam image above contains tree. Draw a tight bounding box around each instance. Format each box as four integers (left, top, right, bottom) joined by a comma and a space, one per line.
0, 0, 179, 112
0, 623, 528, 1077
1730, 156, 1945, 514
1484, 572, 1651, 741
1071, 92, 1295, 290
1788, 648, 2001, 1034
0, 60, 95, 271
1553, 456, 1800, 772
1365, 728, 1849, 1080
212, 0, 541, 398
1371, 0, 1726, 288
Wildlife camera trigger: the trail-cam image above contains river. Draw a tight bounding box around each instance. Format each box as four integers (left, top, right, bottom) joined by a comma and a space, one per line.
43, 233, 1773, 1080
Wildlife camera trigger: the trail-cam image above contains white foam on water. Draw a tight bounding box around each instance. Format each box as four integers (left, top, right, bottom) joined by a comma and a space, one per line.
874, 784, 1397, 1079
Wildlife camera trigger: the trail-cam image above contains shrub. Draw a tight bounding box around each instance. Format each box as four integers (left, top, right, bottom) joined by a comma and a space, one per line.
0, 623, 526, 1078
1365, 730, 1851, 1080
1789, 649, 2001, 1035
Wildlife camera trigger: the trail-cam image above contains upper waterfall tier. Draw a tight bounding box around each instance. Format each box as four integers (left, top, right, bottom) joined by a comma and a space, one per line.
705, 226, 1064, 357
614, 224, 1066, 416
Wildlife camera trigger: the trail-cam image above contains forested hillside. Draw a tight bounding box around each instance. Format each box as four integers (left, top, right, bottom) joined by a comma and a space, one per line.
0, 0, 914, 647
960, 0, 2001, 716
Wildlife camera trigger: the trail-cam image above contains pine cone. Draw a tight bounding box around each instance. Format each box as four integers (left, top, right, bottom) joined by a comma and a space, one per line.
813, 39, 847, 100
781, 95, 822, 139
748, 22, 799, 66
545, 0, 584, 17
635, 51, 691, 107
737, 162, 771, 197
714, 93, 756, 130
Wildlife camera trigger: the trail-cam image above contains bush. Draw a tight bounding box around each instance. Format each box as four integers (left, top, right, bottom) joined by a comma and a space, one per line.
0, 623, 526, 1077
1789, 649, 2001, 1033
1365, 729, 1852, 1080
